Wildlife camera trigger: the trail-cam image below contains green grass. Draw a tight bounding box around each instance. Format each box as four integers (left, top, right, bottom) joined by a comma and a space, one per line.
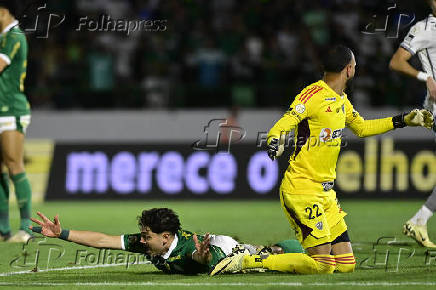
1, 200, 436, 289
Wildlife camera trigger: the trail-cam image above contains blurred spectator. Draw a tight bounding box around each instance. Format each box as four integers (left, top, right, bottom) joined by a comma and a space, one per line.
23, 0, 430, 110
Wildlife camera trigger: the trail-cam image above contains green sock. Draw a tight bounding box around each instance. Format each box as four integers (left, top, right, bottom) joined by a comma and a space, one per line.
0, 173, 10, 235
12, 172, 32, 234
274, 239, 305, 254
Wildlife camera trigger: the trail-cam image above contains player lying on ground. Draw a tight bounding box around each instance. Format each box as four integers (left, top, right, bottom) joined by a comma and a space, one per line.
30, 208, 304, 275
390, 0, 436, 248
210, 45, 435, 276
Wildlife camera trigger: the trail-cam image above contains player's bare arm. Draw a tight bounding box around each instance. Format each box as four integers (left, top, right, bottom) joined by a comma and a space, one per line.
192, 233, 212, 264
390, 47, 436, 101
0, 57, 7, 73
427, 77, 436, 101
30, 211, 123, 249
389, 47, 420, 78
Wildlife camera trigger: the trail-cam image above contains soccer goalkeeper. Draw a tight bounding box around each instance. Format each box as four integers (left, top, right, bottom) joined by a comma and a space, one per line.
30, 208, 304, 275
210, 45, 434, 276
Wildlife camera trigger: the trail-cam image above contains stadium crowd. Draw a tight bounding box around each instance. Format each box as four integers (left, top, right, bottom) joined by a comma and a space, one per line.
23, 0, 430, 109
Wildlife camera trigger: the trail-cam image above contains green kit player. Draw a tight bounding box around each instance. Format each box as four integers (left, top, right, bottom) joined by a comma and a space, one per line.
0, 2, 32, 243
30, 208, 304, 275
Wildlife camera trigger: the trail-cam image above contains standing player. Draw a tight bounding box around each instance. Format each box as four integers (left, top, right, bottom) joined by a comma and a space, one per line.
389, 0, 436, 248
210, 45, 434, 276
0, 2, 32, 242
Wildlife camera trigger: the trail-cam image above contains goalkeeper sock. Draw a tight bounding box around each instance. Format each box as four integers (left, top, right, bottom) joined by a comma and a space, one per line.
12, 173, 32, 234
334, 253, 356, 273
243, 253, 335, 274
0, 173, 10, 235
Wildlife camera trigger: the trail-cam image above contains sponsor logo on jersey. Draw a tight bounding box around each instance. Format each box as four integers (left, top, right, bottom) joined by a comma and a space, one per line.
325, 97, 336, 101
325, 106, 332, 113
319, 128, 343, 142
332, 128, 343, 139
295, 104, 306, 114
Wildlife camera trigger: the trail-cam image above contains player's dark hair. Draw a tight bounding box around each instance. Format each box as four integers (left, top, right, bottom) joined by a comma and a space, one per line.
138, 208, 181, 235
322, 45, 353, 73
0, 1, 18, 17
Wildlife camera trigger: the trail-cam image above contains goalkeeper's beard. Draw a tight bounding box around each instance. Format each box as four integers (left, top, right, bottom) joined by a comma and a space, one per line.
345, 77, 354, 95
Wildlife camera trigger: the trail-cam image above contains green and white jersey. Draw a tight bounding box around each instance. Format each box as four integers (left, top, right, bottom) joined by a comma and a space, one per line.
121, 229, 232, 274
0, 21, 30, 117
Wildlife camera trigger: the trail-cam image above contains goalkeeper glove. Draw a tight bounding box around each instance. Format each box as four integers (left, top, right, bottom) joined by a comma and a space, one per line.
267, 138, 279, 161
392, 109, 433, 128
421, 109, 435, 129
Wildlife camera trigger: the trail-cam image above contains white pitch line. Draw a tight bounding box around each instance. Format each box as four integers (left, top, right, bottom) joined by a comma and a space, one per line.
0, 282, 436, 287
0, 261, 151, 277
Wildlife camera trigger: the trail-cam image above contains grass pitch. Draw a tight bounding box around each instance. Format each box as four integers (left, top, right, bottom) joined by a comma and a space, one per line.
0, 200, 435, 289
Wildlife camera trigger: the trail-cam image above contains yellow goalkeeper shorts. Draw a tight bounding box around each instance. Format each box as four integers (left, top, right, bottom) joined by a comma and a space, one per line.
279, 185, 347, 249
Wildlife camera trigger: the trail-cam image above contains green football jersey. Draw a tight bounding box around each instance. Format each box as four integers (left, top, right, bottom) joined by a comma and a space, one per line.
123, 229, 226, 274
0, 22, 30, 116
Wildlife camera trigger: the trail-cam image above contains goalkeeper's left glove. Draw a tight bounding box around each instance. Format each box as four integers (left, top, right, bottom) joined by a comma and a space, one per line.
392, 109, 433, 129
421, 109, 435, 130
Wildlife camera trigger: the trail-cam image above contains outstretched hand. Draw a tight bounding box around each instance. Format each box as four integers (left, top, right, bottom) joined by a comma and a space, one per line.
403, 109, 434, 129
193, 233, 211, 264
404, 109, 424, 127
30, 211, 62, 238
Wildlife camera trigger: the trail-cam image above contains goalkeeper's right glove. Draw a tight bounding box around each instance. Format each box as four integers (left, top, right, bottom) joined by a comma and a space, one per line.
267, 138, 279, 161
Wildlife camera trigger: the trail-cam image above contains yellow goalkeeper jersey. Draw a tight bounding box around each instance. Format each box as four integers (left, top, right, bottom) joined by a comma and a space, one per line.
268, 80, 394, 194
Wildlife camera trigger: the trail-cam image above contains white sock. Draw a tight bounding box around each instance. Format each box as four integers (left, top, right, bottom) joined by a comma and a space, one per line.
410, 205, 434, 226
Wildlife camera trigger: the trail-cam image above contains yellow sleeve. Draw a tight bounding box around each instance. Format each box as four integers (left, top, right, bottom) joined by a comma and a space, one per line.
267, 91, 315, 143
345, 99, 394, 138
267, 112, 299, 143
